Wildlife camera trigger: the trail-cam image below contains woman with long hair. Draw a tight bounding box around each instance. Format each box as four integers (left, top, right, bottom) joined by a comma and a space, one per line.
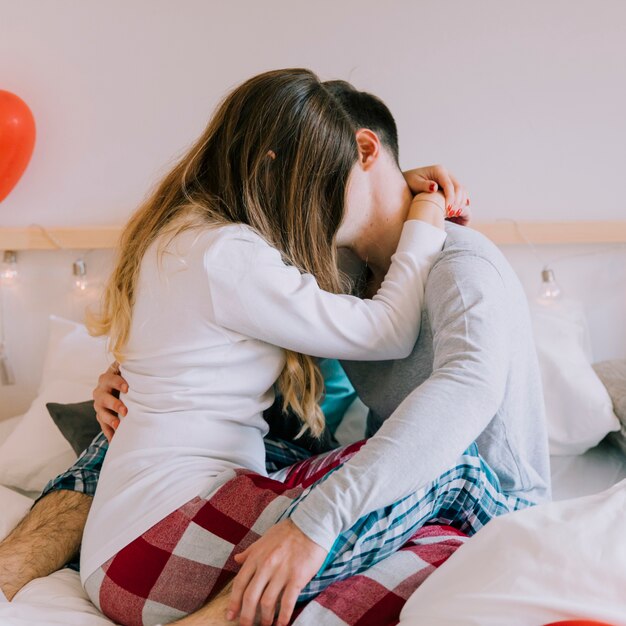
80, 69, 522, 626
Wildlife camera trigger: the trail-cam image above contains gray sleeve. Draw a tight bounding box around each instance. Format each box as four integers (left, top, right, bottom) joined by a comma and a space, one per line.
289, 255, 511, 551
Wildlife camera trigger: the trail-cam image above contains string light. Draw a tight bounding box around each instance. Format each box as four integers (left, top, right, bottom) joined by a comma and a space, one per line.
0, 251, 18, 284
72, 258, 88, 291
29, 225, 95, 293
498, 219, 565, 305
538, 268, 562, 303
0, 227, 98, 386
500, 219, 626, 307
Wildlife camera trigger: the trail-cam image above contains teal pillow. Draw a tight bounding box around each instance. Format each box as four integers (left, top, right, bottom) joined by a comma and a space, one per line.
319, 359, 358, 435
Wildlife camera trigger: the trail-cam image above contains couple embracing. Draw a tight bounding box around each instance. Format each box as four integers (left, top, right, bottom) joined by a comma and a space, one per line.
0, 69, 549, 626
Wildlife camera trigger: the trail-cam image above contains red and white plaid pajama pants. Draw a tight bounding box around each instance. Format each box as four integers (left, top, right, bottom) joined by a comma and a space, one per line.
84, 439, 523, 626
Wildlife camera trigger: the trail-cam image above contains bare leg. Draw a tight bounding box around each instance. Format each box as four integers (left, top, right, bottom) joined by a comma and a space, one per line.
0, 491, 91, 600
171, 582, 259, 626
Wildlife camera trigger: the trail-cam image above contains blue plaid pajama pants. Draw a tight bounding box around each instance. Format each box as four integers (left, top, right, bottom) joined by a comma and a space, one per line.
266, 438, 531, 600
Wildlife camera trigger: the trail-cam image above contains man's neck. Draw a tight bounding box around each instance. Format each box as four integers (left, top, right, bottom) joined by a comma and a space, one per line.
350, 173, 413, 296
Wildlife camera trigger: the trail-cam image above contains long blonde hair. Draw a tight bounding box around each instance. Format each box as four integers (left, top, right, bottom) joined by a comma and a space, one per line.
89, 69, 358, 437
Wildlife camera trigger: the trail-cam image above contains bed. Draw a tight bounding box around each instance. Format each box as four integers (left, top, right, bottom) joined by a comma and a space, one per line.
1, 395, 626, 625
0, 229, 624, 625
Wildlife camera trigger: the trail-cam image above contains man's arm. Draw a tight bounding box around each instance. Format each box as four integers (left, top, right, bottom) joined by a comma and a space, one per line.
0, 431, 108, 600
289, 255, 511, 550
0, 491, 91, 600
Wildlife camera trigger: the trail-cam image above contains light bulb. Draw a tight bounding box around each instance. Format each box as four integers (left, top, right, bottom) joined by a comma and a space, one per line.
73, 259, 88, 292
537, 268, 562, 303
0, 251, 18, 284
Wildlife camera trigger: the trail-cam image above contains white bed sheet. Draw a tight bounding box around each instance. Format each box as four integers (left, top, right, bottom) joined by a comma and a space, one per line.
400, 478, 626, 625
2, 569, 114, 625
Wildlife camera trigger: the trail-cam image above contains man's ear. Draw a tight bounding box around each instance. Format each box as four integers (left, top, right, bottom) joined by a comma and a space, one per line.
355, 128, 381, 170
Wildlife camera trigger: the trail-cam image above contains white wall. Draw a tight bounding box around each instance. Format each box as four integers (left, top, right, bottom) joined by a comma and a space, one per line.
1, 1, 625, 419
2, 0, 626, 225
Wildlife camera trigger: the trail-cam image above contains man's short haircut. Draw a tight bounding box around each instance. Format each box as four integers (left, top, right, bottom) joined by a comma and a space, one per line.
322, 80, 400, 165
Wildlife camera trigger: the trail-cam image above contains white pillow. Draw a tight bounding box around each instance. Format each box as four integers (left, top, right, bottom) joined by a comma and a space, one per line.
0, 317, 110, 493
400, 480, 626, 626
40, 316, 110, 392
531, 300, 619, 455
0, 485, 33, 542
0, 381, 95, 492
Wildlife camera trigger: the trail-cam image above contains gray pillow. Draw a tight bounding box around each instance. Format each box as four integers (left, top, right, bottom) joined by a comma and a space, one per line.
593, 360, 626, 454
46, 400, 101, 455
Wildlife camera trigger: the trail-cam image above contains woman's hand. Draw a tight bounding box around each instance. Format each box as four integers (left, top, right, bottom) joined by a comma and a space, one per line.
93, 362, 128, 441
226, 519, 327, 626
403, 164, 471, 223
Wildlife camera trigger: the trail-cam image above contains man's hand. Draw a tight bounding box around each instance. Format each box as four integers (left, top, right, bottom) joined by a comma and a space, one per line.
226, 519, 327, 626
93, 362, 129, 441
403, 164, 471, 224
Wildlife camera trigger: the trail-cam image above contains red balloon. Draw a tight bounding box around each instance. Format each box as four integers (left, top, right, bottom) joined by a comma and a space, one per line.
0, 90, 36, 203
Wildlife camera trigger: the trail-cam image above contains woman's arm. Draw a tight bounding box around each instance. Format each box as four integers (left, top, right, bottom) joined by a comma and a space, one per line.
206, 197, 446, 361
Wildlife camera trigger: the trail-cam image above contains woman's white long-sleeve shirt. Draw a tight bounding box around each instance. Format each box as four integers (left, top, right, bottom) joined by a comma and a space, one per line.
80, 220, 445, 581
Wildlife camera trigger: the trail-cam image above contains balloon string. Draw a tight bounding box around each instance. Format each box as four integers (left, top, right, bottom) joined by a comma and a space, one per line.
496, 218, 547, 268
30, 223, 64, 249
496, 218, 626, 268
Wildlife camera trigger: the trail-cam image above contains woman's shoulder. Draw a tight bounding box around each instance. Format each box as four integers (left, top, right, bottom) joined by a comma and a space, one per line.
151, 222, 262, 259
204, 222, 265, 246
201, 222, 276, 272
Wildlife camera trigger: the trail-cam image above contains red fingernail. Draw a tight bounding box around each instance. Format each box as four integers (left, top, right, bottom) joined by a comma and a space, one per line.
456, 209, 462, 216
446, 205, 451, 213
466, 198, 470, 206
429, 183, 436, 192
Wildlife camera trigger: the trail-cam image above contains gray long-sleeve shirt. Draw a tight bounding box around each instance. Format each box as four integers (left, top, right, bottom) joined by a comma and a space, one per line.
290, 223, 551, 551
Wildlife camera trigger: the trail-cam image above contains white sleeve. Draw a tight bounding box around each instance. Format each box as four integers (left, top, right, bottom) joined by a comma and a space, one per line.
205, 221, 446, 361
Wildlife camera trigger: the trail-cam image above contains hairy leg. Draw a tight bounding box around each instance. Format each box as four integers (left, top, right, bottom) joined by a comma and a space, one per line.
171, 582, 247, 626
0, 490, 91, 600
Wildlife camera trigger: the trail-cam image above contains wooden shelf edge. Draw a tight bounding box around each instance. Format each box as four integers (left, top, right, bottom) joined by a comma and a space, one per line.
1, 221, 626, 250
0, 227, 121, 250
474, 220, 626, 245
